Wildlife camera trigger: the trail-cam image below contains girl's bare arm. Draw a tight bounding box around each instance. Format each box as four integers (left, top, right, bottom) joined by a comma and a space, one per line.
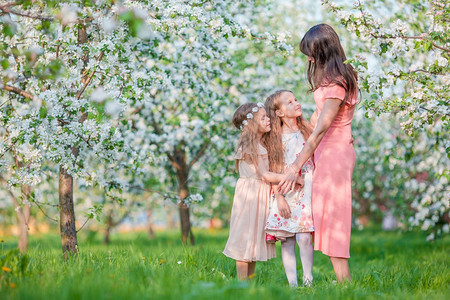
255, 158, 304, 186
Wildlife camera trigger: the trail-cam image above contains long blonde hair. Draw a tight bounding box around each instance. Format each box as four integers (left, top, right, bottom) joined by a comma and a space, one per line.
264, 90, 312, 173
232, 103, 267, 170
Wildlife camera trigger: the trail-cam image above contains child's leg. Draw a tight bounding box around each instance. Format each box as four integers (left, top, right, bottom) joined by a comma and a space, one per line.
236, 261, 249, 280
281, 236, 298, 287
248, 261, 256, 278
296, 233, 314, 285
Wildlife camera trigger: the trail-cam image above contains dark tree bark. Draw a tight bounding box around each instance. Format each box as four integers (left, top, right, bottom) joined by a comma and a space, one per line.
104, 211, 113, 244
169, 146, 194, 245
59, 166, 78, 259
147, 209, 155, 239
178, 180, 194, 245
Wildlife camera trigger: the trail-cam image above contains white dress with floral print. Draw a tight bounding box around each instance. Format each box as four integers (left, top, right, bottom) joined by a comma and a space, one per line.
265, 131, 314, 239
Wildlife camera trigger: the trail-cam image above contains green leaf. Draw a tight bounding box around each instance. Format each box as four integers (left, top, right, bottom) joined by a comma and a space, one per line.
423, 41, 432, 51
380, 43, 389, 54
39, 106, 47, 118
1, 59, 9, 69
3, 24, 16, 37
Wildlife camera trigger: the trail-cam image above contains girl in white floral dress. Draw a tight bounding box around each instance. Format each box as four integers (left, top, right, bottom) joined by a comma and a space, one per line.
264, 90, 315, 287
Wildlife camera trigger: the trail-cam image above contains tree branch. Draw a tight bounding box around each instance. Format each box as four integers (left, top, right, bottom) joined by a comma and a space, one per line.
167, 152, 182, 171
0, 138, 18, 160
128, 185, 179, 201
75, 51, 105, 100
189, 140, 210, 169
376, 35, 450, 53
0, 2, 18, 10
76, 217, 91, 232
3, 85, 34, 99
0, 5, 53, 21
356, 0, 450, 53
33, 199, 58, 222
110, 200, 135, 227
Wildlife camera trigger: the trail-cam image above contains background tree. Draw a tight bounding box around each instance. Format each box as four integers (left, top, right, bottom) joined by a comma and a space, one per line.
0, 0, 292, 250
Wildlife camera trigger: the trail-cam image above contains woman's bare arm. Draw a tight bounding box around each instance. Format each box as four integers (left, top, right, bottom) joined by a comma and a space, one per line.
310, 109, 319, 128
278, 98, 342, 194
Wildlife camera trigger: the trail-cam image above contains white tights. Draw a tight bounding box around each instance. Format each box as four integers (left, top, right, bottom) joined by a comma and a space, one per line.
280, 233, 314, 287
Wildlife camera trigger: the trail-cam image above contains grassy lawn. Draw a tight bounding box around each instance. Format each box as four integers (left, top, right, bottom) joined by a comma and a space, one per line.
1, 227, 449, 299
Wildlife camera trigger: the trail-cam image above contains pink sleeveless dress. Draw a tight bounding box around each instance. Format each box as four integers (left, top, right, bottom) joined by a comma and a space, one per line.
312, 84, 357, 258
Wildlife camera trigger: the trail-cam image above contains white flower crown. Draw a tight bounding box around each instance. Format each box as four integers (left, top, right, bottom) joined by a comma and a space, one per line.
239, 102, 264, 131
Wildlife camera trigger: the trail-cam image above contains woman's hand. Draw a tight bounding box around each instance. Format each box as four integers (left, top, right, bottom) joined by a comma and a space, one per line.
278, 165, 299, 195
276, 195, 291, 219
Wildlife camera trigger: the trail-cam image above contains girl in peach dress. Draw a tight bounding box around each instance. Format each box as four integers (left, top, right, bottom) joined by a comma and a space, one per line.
264, 90, 315, 287
223, 102, 304, 280
279, 24, 359, 283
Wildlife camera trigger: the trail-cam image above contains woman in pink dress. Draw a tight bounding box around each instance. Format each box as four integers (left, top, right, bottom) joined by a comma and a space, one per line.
279, 24, 358, 282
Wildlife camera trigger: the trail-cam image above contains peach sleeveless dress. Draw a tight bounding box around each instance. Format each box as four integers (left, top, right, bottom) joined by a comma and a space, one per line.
312, 84, 357, 258
223, 144, 276, 262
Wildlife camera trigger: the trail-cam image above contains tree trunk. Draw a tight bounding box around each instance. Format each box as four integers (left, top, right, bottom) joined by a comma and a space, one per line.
11, 186, 31, 253
104, 211, 113, 244
59, 166, 78, 259
104, 226, 111, 244
169, 146, 194, 245
56, 23, 89, 259
178, 179, 194, 245
147, 210, 155, 239
18, 196, 30, 253
178, 204, 194, 245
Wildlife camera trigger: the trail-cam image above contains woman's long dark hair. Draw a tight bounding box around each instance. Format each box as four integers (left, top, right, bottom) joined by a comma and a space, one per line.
299, 24, 358, 105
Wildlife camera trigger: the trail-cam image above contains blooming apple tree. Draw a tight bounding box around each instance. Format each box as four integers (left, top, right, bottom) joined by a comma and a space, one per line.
0, 0, 293, 250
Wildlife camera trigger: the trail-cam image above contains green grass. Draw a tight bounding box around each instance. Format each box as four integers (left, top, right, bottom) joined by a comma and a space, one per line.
1, 227, 449, 299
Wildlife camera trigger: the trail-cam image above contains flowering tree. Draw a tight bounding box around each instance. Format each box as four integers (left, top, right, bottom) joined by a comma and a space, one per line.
0, 0, 150, 257
122, 0, 293, 244
322, 0, 449, 239
0, 0, 292, 252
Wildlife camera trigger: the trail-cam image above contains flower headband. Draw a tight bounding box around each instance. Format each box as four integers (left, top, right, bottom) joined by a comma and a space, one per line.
239, 102, 264, 131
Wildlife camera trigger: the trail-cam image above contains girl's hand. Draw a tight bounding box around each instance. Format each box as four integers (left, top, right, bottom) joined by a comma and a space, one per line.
278, 165, 299, 194
276, 195, 291, 219
296, 176, 304, 189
